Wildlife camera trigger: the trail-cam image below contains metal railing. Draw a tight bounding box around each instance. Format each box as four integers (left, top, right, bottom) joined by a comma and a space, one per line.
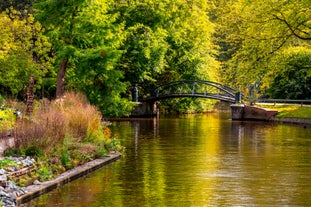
256, 99, 311, 106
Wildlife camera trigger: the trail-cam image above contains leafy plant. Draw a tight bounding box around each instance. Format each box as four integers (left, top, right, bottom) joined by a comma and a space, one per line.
0, 9, 53, 97
0, 108, 16, 131
22, 146, 43, 157
0, 158, 18, 169
36, 162, 54, 181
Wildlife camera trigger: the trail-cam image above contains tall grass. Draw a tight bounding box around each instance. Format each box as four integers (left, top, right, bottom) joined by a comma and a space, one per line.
9, 92, 120, 160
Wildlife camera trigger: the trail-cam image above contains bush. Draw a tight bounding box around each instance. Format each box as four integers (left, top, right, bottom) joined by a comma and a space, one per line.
0, 107, 16, 131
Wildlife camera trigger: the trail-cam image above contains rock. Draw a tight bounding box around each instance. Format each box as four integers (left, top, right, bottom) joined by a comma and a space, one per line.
0, 169, 6, 175
33, 180, 41, 185
0, 156, 37, 207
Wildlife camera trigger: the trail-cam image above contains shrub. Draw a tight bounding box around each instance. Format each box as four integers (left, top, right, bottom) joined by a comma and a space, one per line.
0, 108, 16, 131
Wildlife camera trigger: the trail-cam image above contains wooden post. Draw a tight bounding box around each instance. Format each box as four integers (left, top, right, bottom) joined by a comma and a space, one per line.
25, 75, 35, 116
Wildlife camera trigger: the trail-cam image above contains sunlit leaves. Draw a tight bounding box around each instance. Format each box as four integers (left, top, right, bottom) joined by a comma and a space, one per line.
265, 47, 311, 99
34, 0, 133, 117
214, 0, 311, 96
0, 9, 53, 96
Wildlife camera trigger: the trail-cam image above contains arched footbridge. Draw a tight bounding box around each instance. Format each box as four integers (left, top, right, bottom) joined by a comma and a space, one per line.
133, 80, 241, 103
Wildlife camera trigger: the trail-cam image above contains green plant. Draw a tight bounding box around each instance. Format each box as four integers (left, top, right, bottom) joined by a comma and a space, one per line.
0, 94, 6, 105
0, 158, 18, 169
95, 145, 108, 158
107, 138, 124, 152
36, 163, 54, 181
22, 146, 43, 157
0, 108, 16, 131
3, 148, 21, 157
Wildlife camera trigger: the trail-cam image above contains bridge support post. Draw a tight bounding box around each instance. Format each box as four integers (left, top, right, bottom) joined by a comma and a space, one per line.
231, 104, 244, 120
235, 91, 241, 103
132, 84, 139, 102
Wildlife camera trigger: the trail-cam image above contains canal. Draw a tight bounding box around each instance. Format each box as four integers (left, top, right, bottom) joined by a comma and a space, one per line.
25, 113, 311, 206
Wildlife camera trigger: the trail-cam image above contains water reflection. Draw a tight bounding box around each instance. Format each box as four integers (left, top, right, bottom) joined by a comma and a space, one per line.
26, 113, 311, 207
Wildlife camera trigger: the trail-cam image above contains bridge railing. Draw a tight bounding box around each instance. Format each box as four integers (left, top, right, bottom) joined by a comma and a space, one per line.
256, 99, 311, 106
154, 80, 236, 96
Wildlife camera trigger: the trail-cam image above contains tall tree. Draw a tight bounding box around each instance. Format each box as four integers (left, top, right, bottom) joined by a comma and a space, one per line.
112, 0, 217, 96
34, 0, 134, 117
0, 9, 53, 98
213, 0, 311, 93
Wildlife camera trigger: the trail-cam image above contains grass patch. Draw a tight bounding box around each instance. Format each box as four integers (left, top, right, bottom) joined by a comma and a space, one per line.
256, 104, 311, 119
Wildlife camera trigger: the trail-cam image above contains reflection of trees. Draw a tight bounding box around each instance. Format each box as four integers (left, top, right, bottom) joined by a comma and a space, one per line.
227, 121, 311, 205
33, 116, 311, 206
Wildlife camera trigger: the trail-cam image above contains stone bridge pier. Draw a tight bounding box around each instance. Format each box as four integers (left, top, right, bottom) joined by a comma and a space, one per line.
130, 101, 159, 117
231, 104, 278, 121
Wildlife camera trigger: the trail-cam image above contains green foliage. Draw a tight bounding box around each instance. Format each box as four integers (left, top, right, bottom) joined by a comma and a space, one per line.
1, 0, 311, 115
22, 146, 43, 157
95, 145, 108, 158
34, 0, 134, 117
0, 9, 54, 97
0, 108, 16, 131
0, 158, 18, 169
111, 0, 218, 112
213, 0, 311, 94
0, 95, 5, 105
113, 0, 218, 84
0, 0, 34, 14
265, 47, 311, 99
36, 161, 54, 181
161, 98, 217, 114
106, 138, 124, 153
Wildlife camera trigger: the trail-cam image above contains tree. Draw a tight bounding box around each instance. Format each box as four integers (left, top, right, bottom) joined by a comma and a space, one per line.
0, 9, 53, 98
266, 47, 311, 99
213, 0, 311, 93
34, 0, 134, 117
0, 0, 34, 14
112, 0, 218, 100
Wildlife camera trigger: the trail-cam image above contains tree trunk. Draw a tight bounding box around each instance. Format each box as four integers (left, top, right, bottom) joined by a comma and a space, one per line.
56, 59, 68, 98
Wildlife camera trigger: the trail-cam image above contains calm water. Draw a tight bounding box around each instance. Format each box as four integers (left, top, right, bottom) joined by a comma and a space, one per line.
25, 113, 311, 206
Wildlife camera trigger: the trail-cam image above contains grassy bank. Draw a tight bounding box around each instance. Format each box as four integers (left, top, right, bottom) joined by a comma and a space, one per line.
255, 104, 311, 119
0, 92, 123, 185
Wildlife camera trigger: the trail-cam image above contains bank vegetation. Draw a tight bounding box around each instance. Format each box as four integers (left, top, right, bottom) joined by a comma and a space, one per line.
0, 92, 123, 185
256, 104, 311, 119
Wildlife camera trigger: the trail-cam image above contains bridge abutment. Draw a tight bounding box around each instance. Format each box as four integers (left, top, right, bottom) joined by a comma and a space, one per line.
231, 104, 278, 121
130, 102, 159, 117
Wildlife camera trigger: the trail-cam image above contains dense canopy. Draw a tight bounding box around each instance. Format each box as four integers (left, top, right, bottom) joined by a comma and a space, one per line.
0, 0, 310, 116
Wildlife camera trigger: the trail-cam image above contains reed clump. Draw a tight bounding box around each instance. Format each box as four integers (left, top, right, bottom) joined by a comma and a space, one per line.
3, 92, 123, 180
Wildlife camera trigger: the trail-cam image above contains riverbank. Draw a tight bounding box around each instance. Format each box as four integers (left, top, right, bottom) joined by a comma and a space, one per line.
254, 103, 311, 126
16, 152, 121, 205
270, 117, 311, 126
